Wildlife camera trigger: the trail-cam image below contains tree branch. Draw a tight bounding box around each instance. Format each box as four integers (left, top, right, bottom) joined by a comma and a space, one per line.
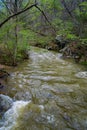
61, 0, 73, 18
35, 5, 56, 33
0, 3, 37, 28
61, 0, 78, 25
0, 2, 56, 34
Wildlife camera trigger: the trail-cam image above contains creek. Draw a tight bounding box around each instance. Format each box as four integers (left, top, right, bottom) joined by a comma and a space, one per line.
0, 47, 87, 130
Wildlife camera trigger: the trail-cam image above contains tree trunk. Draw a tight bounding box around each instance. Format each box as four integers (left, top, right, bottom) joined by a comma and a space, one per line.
13, 0, 18, 65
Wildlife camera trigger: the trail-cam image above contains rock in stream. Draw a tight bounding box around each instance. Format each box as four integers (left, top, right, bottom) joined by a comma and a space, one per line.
0, 94, 13, 115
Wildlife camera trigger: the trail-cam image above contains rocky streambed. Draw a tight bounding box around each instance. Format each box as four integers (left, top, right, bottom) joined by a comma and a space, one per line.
0, 47, 87, 130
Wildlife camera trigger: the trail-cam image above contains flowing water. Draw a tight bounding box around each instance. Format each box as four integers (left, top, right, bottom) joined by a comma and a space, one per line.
0, 47, 87, 130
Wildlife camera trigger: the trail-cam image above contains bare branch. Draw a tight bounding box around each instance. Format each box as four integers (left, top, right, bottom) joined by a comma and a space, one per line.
61, 0, 73, 18
0, 1, 56, 34
0, 3, 37, 28
61, 0, 78, 25
35, 5, 56, 33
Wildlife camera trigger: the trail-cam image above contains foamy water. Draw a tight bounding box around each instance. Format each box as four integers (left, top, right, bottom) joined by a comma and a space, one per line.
0, 101, 30, 130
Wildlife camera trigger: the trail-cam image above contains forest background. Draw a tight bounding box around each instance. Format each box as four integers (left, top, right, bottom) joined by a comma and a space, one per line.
0, 0, 87, 66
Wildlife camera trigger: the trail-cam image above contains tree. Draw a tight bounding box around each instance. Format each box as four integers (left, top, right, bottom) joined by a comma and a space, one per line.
0, 1, 37, 65
60, 0, 87, 38
0, 0, 56, 65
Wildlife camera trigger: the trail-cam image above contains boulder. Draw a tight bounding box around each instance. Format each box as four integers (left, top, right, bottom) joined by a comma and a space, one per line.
75, 72, 87, 78
0, 94, 13, 115
55, 35, 68, 50
0, 83, 4, 89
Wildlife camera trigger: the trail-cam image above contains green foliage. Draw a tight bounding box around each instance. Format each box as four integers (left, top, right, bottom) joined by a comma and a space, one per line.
66, 33, 77, 40
80, 38, 87, 45
19, 30, 30, 47
36, 35, 53, 47
0, 20, 30, 65
55, 20, 78, 40
24, 29, 53, 48
0, 0, 87, 65
80, 2, 87, 11
81, 61, 87, 66
75, 2, 87, 22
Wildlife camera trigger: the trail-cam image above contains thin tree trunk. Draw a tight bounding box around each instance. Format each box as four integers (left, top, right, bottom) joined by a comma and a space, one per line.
13, 0, 18, 65
13, 16, 18, 65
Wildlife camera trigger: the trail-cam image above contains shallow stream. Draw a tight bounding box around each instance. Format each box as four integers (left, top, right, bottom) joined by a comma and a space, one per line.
0, 47, 87, 130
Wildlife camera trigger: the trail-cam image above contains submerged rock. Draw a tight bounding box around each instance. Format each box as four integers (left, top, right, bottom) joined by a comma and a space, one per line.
0, 94, 13, 115
0, 83, 4, 89
75, 71, 87, 78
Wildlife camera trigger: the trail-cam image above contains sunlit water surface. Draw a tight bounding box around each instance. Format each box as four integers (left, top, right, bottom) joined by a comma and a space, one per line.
0, 47, 87, 130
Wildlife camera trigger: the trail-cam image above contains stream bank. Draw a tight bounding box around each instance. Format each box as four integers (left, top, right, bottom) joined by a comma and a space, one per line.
29, 35, 87, 66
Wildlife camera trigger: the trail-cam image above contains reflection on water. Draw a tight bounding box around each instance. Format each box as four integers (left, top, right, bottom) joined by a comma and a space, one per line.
0, 47, 87, 130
